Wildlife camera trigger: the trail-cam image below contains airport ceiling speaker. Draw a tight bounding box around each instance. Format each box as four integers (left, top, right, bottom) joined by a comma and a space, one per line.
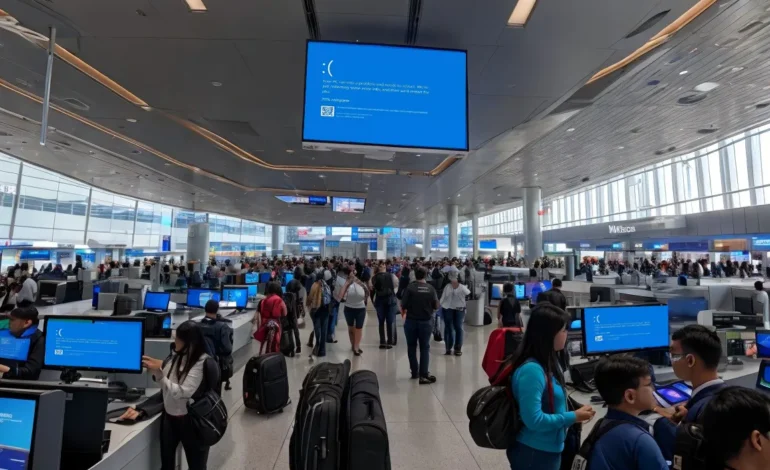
301, 41, 469, 156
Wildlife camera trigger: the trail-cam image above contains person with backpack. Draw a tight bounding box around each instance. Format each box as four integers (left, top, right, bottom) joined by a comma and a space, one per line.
141, 321, 216, 470
340, 267, 369, 356
653, 324, 725, 461
576, 356, 668, 470
507, 303, 595, 470
306, 271, 333, 358
200, 300, 234, 393
702, 386, 770, 470
372, 262, 399, 349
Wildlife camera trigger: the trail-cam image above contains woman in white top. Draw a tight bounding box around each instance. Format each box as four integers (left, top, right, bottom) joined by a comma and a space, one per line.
142, 321, 212, 470
340, 266, 369, 356
439, 273, 471, 356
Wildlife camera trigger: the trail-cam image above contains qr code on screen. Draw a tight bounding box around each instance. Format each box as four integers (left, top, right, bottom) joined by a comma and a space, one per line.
321, 106, 335, 117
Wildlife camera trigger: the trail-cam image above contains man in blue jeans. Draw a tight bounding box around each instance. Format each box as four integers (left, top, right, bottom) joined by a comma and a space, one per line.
400, 267, 439, 384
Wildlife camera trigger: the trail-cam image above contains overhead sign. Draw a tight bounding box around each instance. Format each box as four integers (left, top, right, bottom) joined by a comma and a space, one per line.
479, 240, 497, 250
608, 225, 636, 234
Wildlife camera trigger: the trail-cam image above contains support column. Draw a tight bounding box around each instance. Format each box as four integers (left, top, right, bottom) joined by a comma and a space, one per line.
447, 204, 459, 258
472, 214, 479, 259
271, 224, 281, 256
422, 220, 431, 259
523, 187, 543, 260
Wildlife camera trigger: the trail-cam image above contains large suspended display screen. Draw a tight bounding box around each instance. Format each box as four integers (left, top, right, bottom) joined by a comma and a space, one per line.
302, 41, 468, 152
332, 197, 366, 213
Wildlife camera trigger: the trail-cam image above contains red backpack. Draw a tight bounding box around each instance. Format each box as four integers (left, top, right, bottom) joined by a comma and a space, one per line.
482, 327, 523, 382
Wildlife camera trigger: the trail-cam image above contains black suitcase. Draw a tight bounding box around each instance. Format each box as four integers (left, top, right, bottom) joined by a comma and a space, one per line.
280, 316, 296, 357
344, 370, 390, 470
242, 353, 290, 414
289, 360, 351, 470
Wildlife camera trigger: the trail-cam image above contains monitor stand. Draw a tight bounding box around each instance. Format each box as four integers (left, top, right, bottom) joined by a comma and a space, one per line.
59, 369, 109, 385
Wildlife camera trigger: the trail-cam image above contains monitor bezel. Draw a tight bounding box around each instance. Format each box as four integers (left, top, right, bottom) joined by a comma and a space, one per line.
186, 288, 221, 309
0, 390, 40, 469
301, 39, 470, 153
42, 315, 146, 374
756, 360, 770, 391
581, 304, 670, 356
756, 328, 770, 359
220, 286, 249, 309
143, 291, 171, 313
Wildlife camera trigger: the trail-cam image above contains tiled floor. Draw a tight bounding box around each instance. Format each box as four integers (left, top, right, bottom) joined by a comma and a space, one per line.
208, 308, 509, 470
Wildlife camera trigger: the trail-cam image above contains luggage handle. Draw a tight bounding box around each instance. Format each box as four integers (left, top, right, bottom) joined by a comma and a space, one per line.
320, 436, 327, 459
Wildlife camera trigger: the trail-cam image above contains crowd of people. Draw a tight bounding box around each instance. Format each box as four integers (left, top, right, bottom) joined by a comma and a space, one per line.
581, 255, 765, 281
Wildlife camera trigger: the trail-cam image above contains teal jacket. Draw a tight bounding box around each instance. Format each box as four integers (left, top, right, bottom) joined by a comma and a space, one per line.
511, 360, 576, 453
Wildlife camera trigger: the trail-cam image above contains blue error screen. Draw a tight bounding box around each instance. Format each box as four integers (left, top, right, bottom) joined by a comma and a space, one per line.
44, 318, 143, 372
0, 397, 36, 470
584, 305, 670, 355
303, 41, 468, 151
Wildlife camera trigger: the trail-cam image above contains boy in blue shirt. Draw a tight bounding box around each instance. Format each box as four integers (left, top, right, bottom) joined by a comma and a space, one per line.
585, 356, 668, 470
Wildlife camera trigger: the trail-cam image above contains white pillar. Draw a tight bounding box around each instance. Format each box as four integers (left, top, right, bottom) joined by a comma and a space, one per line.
523, 187, 543, 260
447, 204, 459, 258
422, 220, 431, 259
271, 224, 281, 256
472, 214, 479, 259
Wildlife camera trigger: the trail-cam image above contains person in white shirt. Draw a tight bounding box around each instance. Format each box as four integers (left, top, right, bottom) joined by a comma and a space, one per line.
16, 275, 37, 306
141, 321, 213, 470
439, 273, 470, 356
755, 281, 770, 329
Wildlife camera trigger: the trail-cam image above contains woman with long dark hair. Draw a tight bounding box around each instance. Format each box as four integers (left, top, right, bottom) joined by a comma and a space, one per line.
507, 304, 595, 470
142, 321, 212, 470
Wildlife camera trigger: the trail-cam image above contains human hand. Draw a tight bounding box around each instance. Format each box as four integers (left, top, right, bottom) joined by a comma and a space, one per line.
575, 405, 596, 423
119, 407, 144, 421
653, 406, 674, 419
670, 405, 688, 424
0, 364, 9, 374
141, 356, 163, 371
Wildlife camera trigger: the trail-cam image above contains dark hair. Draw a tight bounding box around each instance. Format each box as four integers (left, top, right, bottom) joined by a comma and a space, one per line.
204, 299, 219, 315
672, 324, 722, 369
266, 281, 283, 296
509, 303, 570, 385
703, 386, 770, 465
170, 321, 207, 383
342, 266, 352, 276
755, 281, 765, 291
10, 305, 39, 325
503, 282, 514, 294
594, 356, 651, 406
415, 267, 427, 280
552, 279, 562, 288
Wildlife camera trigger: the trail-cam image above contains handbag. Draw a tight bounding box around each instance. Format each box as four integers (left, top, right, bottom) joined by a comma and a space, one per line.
561, 396, 584, 470
186, 357, 228, 446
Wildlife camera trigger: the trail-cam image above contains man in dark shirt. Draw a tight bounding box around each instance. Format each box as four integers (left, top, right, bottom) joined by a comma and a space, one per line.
498, 282, 522, 327
400, 267, 438, 384
0, 306, 45, 380
537, 278, 568, 310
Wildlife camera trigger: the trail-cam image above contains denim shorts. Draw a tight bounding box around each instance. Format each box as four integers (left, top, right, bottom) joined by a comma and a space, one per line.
344, 306, 367, 328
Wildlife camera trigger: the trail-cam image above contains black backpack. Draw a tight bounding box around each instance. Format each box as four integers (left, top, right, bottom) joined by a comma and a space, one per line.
571, 418, 646, 469
466, 384, 521, 449
672, 422, 707, 470
374, 272, 395, 298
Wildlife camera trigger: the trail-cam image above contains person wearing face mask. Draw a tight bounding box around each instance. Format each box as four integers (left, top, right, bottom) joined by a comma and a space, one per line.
0, 306, 44, 380
141, 321, 218, 470
653, 324, 725, 462
702, 386, 770, 470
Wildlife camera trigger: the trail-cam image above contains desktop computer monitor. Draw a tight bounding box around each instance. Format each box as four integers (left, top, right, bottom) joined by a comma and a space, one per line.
0, 329, 31, 362
757, 361, 770, 392
735, 297, 754, 315
589, 286, 612, 303
582, 304, 670, 356
0, 379, 107, 470
490, 283, 503, 301
0, 388, 66, 470
143, 291, 170, 312
43, 316, 145, 374
186, 289, 221, 308
282, 286, 287, 294
756, 329, 770, 359
667, 297, 708, 321
245, 272, 258, 284
221, 286, 248, 309
567, 307, 583, 331
246, 284, 257, 298
259, 272, 271, 284
515, 283, 526, 300
134, 311, 172, 338
284, 272, 294, 286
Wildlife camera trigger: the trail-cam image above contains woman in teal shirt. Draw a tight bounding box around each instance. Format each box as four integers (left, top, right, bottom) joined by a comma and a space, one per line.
508, 304, 595, 469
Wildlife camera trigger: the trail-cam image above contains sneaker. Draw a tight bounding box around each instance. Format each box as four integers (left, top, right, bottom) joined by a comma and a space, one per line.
357, 349, 364, 354
296, 346, 301, 354
444, 351, 452, 356
379, 344, 388, 350
306, 342, 314, 348
353, 350, 361, 357
410, 373, 419, 380
419, 375, 437, 385
454, 350, 462, 356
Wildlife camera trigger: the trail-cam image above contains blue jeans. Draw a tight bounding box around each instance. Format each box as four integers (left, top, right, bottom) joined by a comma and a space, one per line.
375, 296, 397, 345
312, 305, 330, 356
403, 318, 432, 377
327, 302, 339, 340
506, 441, 561, 470
442, 308, 465, 352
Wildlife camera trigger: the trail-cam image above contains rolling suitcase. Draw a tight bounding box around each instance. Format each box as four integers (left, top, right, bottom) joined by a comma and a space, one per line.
289, 360, 351, 470
242, 353, 290, 414
344, 370, 390, 470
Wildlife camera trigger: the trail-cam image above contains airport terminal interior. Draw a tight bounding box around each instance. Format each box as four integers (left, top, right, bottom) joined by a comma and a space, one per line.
6, 0, 770, 469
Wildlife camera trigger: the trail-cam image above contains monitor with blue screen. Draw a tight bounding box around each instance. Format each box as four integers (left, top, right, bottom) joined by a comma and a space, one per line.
582, 305, 670, 355
187, 289, 221, 308
0, 395, 36, 470
282, 286, 286, 294
302, 41, 468, 152
43, 316, 145, 373
756, 329, 770, 358
284, 273, 294, 285
247, 284, 257, 298
655, 385, 689, 406
0, 329, 30, 362
490, 283, 503, 300
245, 272, 258, 284
221, 287, 248, 309
143, 292, 170, 312
515, 284, 526, 300
528, 281, 552, 305
92, 284, 100, 309
668, 297, 708, 320
259, 272, 271, 284
757, 361, 770, 391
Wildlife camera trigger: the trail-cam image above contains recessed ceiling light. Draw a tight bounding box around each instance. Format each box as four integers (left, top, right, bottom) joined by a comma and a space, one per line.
126, 118, 137, 123
319, 174, 325, 178
416, 154, 421, 157
533, 173, 538, 176
694, 82, 719, 92
457, 193, 461, 197
617, 146, 625, 150
186, 0, 208, 13
387, 204, 391, 207
566, 128, 575, 132
164, 163, 171, 166
285, 149, 294, 153
508, 0, 537, 27
679, 70, 689, 75
401, 193, 407, 196
514, 157, 521, 161
211, 81, 222, 87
